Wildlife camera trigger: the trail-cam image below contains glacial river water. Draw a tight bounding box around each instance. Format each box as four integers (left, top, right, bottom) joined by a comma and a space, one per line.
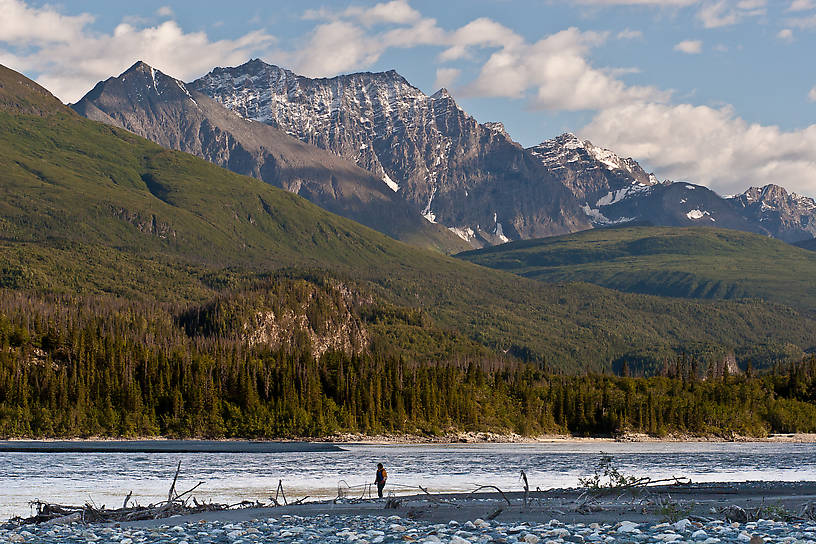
1, 441, 814, 521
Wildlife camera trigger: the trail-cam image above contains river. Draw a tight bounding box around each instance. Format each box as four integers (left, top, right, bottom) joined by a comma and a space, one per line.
1, 441, 814, 521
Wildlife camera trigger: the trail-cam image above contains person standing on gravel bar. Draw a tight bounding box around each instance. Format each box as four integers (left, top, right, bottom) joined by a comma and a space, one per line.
375, 463, 387, 498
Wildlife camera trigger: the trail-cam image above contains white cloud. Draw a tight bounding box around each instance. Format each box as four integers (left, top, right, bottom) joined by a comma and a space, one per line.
440, 18, 525, 61
0, 0, 276, 102
303, 1, 422, 27
346, 0, 422, 26
434, 68, 460, 90
788, 0, 816, 11
736, 0, 765, 9
290, 11, 444, 77
809, 86, 816, 101
777, 28, 795, 40
674, 39, 703, 53
461, 27, 668, 111
156, 6, 174, 18
0, 0, 94, 45
292, 21, 380, 77
698, 1, 740, 27
583, 102, 816, 196
697, 0, 765, 27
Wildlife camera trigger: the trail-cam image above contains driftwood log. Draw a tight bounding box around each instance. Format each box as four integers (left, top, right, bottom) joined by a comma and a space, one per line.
12, 462, 264, 526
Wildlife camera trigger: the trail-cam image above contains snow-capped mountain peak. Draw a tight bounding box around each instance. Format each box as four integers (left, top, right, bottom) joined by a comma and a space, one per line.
191, 62, 590, 247
727, 184, 816, 242
527, 133, 657, 211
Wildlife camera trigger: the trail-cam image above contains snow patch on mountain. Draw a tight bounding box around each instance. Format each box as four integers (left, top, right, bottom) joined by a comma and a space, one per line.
422, 187, 437, 223
596, 183, 653, 207
449, 226, 476, 242
150, 67, 159, 94
382, 173, 399, 192
581, 205, 610, 223
686, 209, 715, 221
175, 80, 197, 106
493, 213, 510, 243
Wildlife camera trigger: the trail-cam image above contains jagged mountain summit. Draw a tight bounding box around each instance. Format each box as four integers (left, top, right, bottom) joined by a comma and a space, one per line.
529, 132, 657, 208
72, 61, 467, 253
191, 59, 591, 246
528, 133, 808, 239
727, 184, 816, 243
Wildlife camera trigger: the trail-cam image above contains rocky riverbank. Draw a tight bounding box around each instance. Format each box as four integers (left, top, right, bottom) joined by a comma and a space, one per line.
2, 513, 815, 543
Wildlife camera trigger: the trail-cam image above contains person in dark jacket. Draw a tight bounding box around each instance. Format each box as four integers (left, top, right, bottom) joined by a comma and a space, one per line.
375, 463, 387, 498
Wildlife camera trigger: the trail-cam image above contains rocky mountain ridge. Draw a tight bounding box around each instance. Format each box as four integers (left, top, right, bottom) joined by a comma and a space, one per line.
191, 59, 591, 246
530, 132, 816, 242
72, 60, 816, 247
727, 184, 816, 242
72, 61, 467, 253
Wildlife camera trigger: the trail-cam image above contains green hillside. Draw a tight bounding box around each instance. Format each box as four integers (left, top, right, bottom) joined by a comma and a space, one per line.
1, 66, 815, 373
459, 226, 816, 316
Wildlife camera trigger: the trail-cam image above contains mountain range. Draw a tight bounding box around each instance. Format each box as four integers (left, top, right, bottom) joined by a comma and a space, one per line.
72, 59, 816, 250
72, 61, 466, 253
3, 62, 814, 374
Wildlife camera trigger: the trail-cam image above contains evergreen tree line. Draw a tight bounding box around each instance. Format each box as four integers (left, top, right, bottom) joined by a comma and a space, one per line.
1, 289, 815, 438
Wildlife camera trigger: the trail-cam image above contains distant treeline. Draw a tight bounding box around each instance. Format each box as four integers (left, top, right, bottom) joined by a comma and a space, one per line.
1, 288, 815, 439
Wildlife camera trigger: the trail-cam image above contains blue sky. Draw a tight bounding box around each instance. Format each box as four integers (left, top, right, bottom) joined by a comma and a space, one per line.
2, 0, 816, 197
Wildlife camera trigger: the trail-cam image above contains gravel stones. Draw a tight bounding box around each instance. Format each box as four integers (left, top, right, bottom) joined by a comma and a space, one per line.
1, 514, 815, 544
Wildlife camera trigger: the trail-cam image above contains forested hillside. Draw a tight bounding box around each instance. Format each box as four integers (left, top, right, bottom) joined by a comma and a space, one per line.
2, 286, 815, 438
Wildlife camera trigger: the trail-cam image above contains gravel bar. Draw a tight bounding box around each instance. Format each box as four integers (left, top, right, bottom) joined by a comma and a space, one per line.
2, 513, 815, 543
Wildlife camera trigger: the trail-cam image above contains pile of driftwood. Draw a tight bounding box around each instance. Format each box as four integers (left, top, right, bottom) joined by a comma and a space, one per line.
15, 461, 263, 525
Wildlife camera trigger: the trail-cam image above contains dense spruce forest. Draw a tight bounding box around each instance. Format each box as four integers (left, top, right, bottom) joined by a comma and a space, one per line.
1, 279, 815, 439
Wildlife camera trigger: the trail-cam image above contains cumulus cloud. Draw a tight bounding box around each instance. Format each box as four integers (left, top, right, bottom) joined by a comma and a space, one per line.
0, 0, 275, 102
809, 86, 816, 101
788, 0, 816, 11
346, 0, 422, 26
583, 102, 816, 195
777, 28, 795, 40
290, 8, 444, 77
0, 0, 94, 45
434, 68, 460, 90
460, 27, 668, 111
674, 39, 703, 53
292, 21, 380, 77
156, 6, 174, 18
